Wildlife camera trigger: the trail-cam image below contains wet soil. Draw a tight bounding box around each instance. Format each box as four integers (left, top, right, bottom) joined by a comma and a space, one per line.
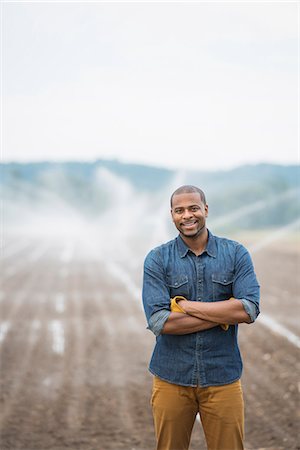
0, 233, 299, 450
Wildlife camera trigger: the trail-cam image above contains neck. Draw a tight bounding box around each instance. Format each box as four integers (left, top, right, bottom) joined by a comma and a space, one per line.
180, 228, 208, 256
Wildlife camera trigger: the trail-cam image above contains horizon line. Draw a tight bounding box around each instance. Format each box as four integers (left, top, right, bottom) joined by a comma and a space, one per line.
1, 158, 299, 173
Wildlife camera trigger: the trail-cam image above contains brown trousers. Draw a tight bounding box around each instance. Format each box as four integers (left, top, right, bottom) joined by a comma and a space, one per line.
151, 376, 244, 450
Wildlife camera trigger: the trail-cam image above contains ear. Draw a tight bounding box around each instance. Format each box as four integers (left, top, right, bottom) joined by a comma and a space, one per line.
205, 204, 209, 217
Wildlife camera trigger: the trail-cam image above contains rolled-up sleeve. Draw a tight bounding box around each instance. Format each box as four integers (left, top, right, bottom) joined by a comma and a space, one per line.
233, 244, 260, 323
142, 249, 171, 335
148, 309, 171, 336
239, 298, 259, 323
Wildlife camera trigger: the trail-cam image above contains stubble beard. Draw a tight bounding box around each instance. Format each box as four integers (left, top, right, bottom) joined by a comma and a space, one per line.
179, 222, 206, 240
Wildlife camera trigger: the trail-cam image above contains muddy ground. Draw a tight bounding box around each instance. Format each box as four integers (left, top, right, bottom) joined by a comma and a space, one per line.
0, 232, 299, 450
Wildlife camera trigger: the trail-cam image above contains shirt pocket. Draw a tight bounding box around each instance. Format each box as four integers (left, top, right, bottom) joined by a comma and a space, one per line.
212, 272, 234, 301
166, 274, 189, 299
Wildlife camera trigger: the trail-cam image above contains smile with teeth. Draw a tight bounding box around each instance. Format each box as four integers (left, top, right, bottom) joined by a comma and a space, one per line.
182, 221, 197, 228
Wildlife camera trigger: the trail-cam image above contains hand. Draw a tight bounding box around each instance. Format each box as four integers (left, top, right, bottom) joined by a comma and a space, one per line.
170, 296, 188, 314
171, 296, 229, 330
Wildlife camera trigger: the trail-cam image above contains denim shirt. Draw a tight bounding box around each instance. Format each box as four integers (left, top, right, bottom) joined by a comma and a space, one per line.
142, 230, 260, 387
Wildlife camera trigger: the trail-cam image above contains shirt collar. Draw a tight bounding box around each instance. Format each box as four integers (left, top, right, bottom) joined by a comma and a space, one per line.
176, 229, 217, 258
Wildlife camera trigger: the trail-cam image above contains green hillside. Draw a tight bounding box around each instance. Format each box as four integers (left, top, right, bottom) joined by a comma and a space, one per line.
1, 160, 299, 230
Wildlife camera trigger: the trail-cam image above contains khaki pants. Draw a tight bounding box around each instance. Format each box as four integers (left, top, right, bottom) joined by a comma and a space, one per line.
151, 376, 244, 450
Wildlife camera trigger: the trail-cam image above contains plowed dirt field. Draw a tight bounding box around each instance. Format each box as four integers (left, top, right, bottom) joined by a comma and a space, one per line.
1, 231, 299, 450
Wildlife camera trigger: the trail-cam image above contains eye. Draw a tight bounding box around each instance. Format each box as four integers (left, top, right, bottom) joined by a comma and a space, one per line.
174, 208, 183, 214
191, 206, 200, 212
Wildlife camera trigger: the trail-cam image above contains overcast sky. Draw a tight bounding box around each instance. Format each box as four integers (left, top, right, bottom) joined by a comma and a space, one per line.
2, 1, 299, 171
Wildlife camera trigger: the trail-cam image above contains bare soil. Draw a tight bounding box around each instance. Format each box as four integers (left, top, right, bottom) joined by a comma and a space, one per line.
0, 233, 299, 450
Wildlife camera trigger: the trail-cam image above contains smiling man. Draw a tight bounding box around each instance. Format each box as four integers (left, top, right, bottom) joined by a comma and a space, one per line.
142, 185, 260, 450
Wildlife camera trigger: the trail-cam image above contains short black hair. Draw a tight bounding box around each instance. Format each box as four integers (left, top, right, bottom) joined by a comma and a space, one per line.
170, 185, 206, 207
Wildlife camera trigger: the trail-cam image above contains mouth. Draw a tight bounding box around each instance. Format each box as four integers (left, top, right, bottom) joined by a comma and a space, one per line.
181, 220, 197, 229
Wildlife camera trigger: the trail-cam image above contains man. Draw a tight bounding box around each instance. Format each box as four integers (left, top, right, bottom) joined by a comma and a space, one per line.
142, 185, 260, 450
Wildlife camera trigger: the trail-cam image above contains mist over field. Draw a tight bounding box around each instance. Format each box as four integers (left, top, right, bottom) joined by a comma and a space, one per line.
2, 160, 299, 240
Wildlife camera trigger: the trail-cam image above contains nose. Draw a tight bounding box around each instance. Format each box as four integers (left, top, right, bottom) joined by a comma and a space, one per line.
182, 208, 193, 219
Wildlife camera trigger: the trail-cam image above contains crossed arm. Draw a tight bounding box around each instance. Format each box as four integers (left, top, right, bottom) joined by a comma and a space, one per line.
162, 298, 251, 335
